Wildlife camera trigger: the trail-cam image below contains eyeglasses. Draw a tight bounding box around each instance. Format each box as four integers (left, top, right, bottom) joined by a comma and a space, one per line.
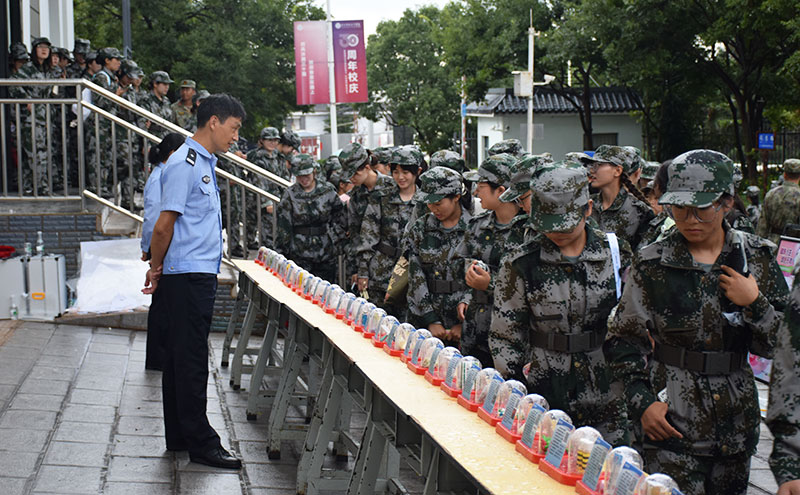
515, 191, 532, 206
585, 162, 615, 172
665, 203, 723, 223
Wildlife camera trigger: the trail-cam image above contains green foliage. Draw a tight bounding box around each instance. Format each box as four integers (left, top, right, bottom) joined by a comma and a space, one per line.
74, 0, 324, 138
358, 7, 460, 153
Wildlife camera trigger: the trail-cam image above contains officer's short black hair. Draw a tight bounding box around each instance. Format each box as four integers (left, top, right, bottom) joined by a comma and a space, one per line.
197, 93, 246, 129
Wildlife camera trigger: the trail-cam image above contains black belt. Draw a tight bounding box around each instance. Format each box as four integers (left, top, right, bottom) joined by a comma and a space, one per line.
529, 328, 604, 353
427, 278, 461, 294
376, 242, 398, 258
294, 225, 326, 236
653, 342, 747, 375
472, 290, 491, 305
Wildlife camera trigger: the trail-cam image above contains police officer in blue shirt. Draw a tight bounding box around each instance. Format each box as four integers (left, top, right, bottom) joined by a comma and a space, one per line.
143, 94, 245, 469
141, 133, 185, 371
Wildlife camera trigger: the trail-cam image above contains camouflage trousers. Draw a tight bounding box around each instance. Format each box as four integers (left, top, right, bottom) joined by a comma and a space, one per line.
643, 447, 751, 495
367, 285, 406, 322
462, 300, 493, 369
296, 257, 337, 285
19, 119, 59, 195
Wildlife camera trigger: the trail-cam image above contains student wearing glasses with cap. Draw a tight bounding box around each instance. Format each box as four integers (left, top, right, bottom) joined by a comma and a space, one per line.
605, 150, 789, 495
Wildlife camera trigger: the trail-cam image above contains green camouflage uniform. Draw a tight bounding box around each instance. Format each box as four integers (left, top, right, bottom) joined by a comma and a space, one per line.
171, 101, 193, 130
757, 159, 800, 244
276, 155, 346, 282
745, 186, 761, 226
488, 139, 525, 158
401, 147, 451, 242
339, 142, 394, 279
319, 155, 343, 188
584, 145, 654, 250
87, 61, 120, 197
457, 153, 527, 365
491, 164, 631, 445
11, 43, 59, 195
139, 71, 176, 139
407, 167, 471, 330
767, 270, 800, 487
356, 147, 420, 311
430, 149, 466, 173
604, 150, 790, 495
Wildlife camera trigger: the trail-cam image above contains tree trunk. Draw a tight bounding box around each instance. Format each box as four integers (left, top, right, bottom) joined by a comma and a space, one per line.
726, 95, 746, 172
581, 75, 593, 150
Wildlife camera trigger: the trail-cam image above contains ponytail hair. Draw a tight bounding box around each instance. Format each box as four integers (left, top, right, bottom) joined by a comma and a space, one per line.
148, 133, 185, 165
620, 172, 650, 208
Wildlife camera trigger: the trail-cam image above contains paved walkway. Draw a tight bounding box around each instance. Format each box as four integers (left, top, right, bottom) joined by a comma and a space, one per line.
0, 320, 782, 494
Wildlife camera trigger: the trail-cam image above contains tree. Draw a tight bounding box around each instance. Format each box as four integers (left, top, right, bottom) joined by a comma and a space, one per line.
74, 0, 325, 138
358, 7, 460, 153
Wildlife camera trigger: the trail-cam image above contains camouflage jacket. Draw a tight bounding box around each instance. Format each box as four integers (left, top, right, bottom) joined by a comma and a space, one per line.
407, 208, 472, 329
605, 226, 788, 457
139, 91, 175, 137
767, 274, 800, 485
10, 62, 57, 124
66, 61, 87, 79
591, 187, 654, 250
276, 180, 346, 263
757, 182, 800, 244
491, 226, 631, 385
455, 210, 528, 307
356, 185, 417, 289
245, 147, 285, 201
91, 69, 119, 114
726, 209, 755, 234
171, 101, 193, 130
346, 173, 394, 275
642, 211, 674, 246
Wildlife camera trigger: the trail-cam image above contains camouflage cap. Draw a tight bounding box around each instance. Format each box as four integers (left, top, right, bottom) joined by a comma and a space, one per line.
195, 89, 211, 102
55, 47, 72, 61
414, 166, 463, 204
499, 153, 554, 202
280, 130, 301, 150
564, 151, 590, 166
31, 37, 51, 48
101, 47, 122, 60
623, 146, 644, 174
659, 149, 734, 207
260, 127, 280, 140
10, 42, 29, 61
529, 163, 590, 233
463, 153, 516, 186
150, 70, 174, 84
641, 160, 660, 180
488, 139, 524, 158
746, 185, 760, 197
784, 158, 800, 174
180, 79, 196, 89
429, 150, 466, 173
371, 147, 392, 164
120, 59, 143, 78
338, 142, 370, 182
73, 38, 91, 56
86, 50, 98, 63
291, 154, 316, 176
581, 145, 639, 175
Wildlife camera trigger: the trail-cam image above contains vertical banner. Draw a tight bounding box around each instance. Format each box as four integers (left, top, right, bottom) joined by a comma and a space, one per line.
294, 21, 330, 105
332, 20, 368, 103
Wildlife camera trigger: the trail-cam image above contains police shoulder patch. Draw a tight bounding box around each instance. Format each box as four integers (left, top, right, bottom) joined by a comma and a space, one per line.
186, 148, 196, 166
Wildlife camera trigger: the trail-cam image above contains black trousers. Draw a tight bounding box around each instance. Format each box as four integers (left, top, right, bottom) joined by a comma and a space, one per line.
159, 273, 221, 453
145, 284, 166, 370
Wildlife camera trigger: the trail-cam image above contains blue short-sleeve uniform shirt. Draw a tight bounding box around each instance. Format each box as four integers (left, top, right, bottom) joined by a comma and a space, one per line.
140, 163, 163, 254
159, 137, 223, 275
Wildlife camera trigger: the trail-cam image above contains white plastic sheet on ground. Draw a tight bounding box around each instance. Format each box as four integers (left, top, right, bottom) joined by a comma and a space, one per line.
72, 238, 150, 313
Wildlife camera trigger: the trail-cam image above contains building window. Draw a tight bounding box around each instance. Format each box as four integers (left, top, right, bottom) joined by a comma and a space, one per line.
482, 136, 489, 159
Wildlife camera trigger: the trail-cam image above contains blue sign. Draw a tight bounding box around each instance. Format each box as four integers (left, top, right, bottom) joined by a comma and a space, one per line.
461, 103, 467, 118
758, 133, 775, 150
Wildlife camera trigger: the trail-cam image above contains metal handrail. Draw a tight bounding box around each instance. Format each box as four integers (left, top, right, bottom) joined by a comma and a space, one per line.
82, 189, 238, 270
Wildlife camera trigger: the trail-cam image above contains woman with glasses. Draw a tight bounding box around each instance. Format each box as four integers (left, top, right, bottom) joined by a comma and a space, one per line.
604, 150, 789, 495
582, 145, 654, 250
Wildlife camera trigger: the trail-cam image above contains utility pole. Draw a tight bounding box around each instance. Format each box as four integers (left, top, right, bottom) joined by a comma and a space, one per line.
461, 75, 467, 159
122, 0, 132, 58
326, 0, 338, 153
526, 11, 538, 154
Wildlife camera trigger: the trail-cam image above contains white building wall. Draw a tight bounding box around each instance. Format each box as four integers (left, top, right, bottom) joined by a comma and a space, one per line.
475, 112, 643, 162
18, 0, 74, 50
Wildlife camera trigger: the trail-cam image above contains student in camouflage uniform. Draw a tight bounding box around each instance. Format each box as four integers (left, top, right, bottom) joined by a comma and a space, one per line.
498, 153, 554, 215
117, 59, 147, 207
11, 37, 59, 195
275, 154, 346, 282
429, 149, 466, 173
277, 130, 301, 176
491, 162, 631, 445
171, 79, 196, 130
582, 145, 654, 250
407, 166, 472, 342
86, 47, 124, 198
456, 153, 527, 366
370, 147, 392, 176
244, 127, 283, 247
319, 155, 343, 189
339, 142, 394, 287
356, 146, 421, 316
767, 273, 800, 495
757, 158, 800, 244
604, 150, 790, 495
745, 185, 761, 227
400, 149, 455, 234
488, 139, 525, 158
139, 71, 176, 138
66, 39, 91, 79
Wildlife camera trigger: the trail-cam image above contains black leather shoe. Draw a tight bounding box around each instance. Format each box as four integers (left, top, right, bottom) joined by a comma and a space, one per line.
166, 443, 187, 451
189, 447, 242, 469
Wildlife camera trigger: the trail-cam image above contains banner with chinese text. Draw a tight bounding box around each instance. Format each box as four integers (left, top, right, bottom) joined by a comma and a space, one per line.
332, 20, 368, 103
294, 21, 330, 105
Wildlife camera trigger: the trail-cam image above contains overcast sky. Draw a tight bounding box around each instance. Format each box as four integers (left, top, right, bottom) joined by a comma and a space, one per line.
312, 0, 452, 40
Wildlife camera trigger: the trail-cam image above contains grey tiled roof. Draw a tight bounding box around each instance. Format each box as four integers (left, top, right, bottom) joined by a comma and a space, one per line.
466, 87, 642, 115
